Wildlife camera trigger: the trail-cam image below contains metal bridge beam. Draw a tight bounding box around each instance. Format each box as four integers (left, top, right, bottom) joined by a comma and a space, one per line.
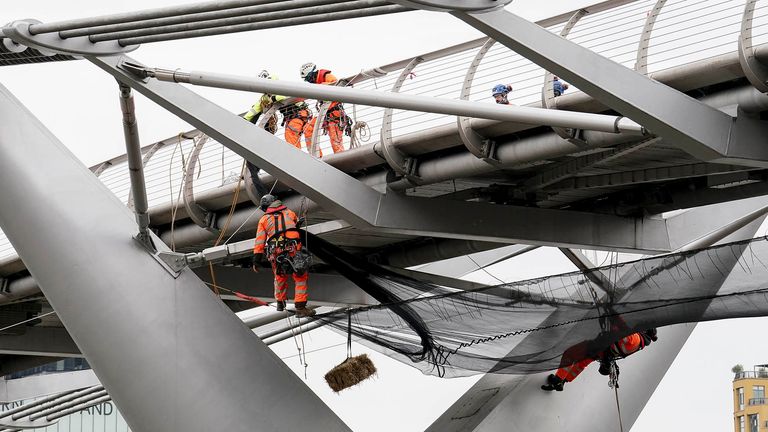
452, 8, 768, 166
0, 327, 80, 358
91, 54, 672, 253
0, 83, 350, 432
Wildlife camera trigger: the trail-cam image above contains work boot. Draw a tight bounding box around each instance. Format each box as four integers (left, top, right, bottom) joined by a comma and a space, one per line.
294, 301, 316, 318
276, 300, 286, 312
541, 374, 565, 392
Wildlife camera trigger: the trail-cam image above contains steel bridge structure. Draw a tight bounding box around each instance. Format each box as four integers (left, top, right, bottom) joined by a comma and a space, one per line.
1, 0, 768, 430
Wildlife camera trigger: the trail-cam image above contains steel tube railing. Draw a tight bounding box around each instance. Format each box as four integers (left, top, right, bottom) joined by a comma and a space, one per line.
59, 0, 339, 38
29, 390, 110, 421
28, 0, 289, 34
0, 389, 80, 420
90, 0, 391, 43
138, 65, 645, 134
118, 5, 409, 45
45, 395, 112, 421
10, 386, 103, 421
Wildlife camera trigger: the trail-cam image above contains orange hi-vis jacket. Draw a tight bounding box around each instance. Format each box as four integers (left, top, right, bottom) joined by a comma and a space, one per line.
313, 69, 341, 110
313, 69, 338, 85
608, 332, 647, 358
253, 200, 301, 255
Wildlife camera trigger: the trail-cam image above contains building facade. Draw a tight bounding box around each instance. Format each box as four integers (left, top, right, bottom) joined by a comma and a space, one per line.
0, 360, 131, 432
734, 366, 768, 432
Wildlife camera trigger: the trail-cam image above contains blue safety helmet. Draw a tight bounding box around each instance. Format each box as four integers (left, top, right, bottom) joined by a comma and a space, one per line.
492, 84, 510, 96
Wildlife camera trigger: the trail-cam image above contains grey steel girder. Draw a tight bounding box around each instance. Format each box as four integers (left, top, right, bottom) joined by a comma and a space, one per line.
522, 138, 660, 192
92, 54, 672, 253
544, 162, 759, 192
0, 328, 80, 358
0, 82, 350, 431
453, 8, 768, 166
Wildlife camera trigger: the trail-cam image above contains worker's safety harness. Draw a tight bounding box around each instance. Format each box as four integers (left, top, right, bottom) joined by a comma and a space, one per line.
279, 101, 314, 131
320, 102, 354, 137
249, 95, 279, 134
264, 212, 312, 276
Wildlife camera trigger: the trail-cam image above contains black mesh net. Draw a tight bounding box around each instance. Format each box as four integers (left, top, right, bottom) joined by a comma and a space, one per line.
305, 232, 768, 378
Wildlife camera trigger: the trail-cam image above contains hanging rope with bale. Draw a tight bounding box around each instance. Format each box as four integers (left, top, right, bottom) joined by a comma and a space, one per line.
324, 309, 377, 392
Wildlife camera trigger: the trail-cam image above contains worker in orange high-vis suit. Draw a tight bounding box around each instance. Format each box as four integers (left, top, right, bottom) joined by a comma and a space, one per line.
252, 194, 314, 317
541, 328, 658, 391
281, 101, 320, 157
299, 62, 352, 154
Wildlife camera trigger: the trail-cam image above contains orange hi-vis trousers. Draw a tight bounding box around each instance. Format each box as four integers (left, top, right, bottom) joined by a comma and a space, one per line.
324, 110, 345, 154
555, 333, 645, 382
555, 357, 594, 382
284, 111, 322, 157
273, 262, 308, 303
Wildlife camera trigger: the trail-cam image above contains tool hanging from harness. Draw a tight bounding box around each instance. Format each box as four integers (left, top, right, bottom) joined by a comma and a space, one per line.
317, 102, 353, 137
247, 94, 280, 134
279, 101, 313, 129
264, 211, 312, 276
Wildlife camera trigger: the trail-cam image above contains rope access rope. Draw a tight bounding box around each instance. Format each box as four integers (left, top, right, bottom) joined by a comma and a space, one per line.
614, 385, 625, 432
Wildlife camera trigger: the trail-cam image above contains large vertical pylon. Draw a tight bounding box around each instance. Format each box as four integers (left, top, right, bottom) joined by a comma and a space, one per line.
0, 84, 350, 432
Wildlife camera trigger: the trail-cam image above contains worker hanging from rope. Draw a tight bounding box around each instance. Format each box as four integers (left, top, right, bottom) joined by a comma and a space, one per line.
300, 62, 352, 154
541, 328, 658, 391
252, 194, 315, 317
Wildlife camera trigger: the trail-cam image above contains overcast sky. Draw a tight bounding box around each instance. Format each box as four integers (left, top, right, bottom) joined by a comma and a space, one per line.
2, 1, 767, 431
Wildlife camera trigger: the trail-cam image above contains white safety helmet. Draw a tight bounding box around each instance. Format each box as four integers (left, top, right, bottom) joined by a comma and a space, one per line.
258, 69, 271, 79
300, 62, 316, 80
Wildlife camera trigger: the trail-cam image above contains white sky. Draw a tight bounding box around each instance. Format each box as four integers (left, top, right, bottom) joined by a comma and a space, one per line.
2, 1, 768, 431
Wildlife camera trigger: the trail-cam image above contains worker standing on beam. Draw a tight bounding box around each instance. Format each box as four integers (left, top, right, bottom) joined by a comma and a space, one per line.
541, 328, 658, 391
252, 194, 314, 317
281, 100, 320, 157
244, 70, 319, 157
300, 62, 352, 154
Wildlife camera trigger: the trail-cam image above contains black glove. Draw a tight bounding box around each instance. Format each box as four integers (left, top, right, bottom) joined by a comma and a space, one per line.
252, 253, 264, 266
296, 217, 306, 227
645, 328, 658, 342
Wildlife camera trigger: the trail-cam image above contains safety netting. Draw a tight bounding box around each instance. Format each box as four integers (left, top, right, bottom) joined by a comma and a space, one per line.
305, 232, 768, 378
